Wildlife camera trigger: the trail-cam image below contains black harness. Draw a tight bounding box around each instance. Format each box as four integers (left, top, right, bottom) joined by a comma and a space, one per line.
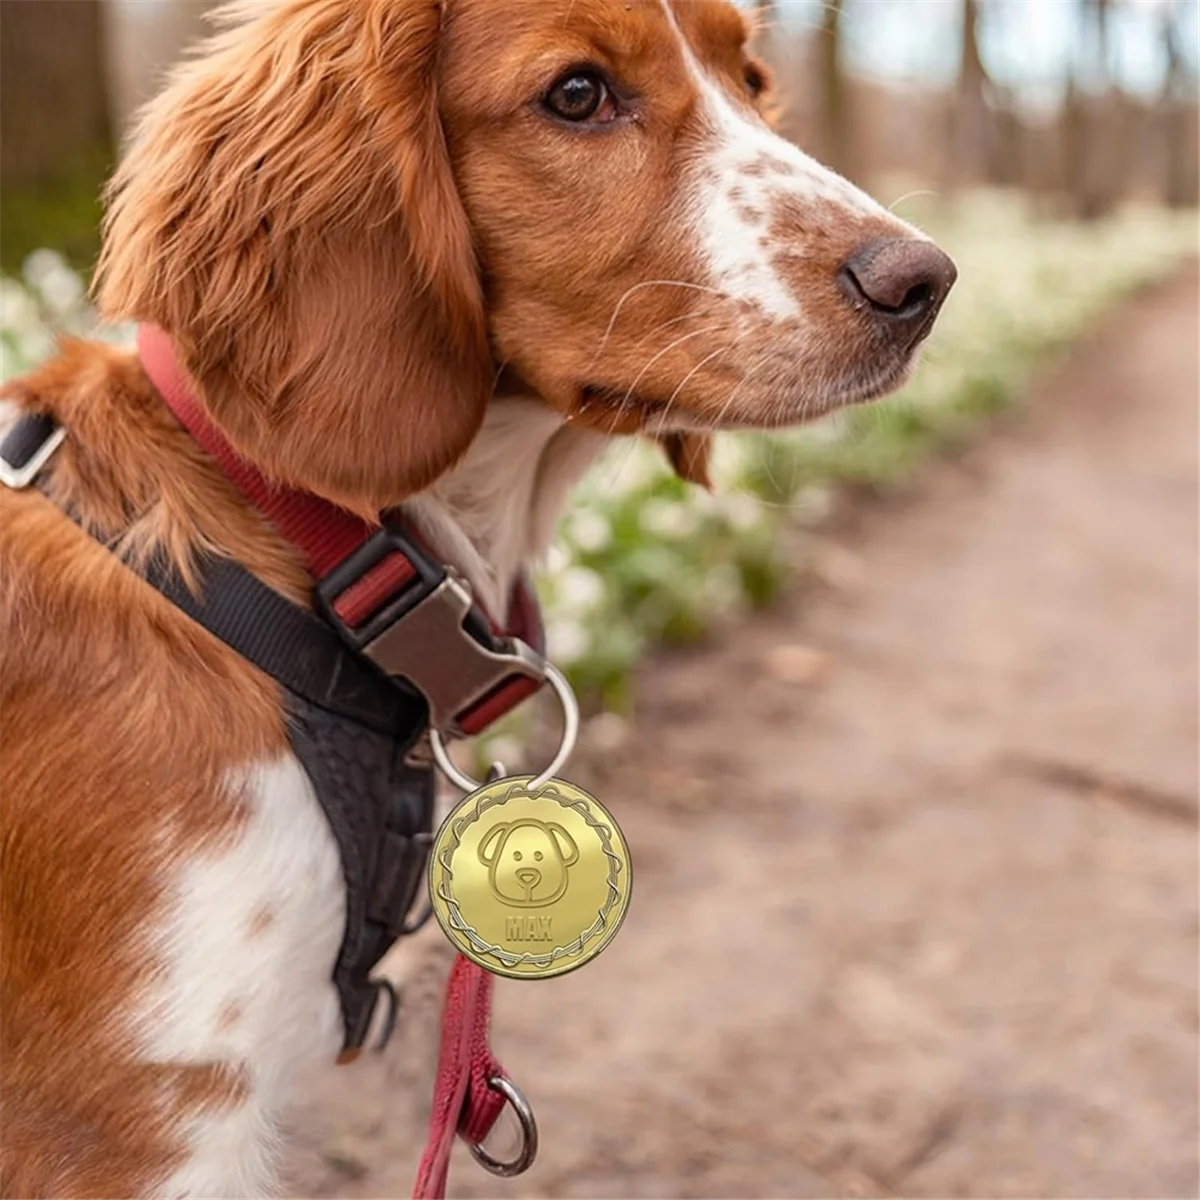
0, 406, 543, 1057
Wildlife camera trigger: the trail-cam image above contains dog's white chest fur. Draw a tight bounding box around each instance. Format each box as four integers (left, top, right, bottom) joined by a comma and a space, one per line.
141, 756, 345, 1198
409, 396, 606, 622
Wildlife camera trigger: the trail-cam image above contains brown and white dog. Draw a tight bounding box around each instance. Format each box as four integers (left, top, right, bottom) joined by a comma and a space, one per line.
0, 1, 955, 1195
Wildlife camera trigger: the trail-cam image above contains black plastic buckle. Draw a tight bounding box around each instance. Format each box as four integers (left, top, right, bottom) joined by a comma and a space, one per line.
341, 977, 400, 1058
316, 525, 546, 737
0, 413, 66, 489
315, 523, 448, 649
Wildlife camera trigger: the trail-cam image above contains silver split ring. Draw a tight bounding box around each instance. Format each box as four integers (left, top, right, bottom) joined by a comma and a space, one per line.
429, 661, 579, 793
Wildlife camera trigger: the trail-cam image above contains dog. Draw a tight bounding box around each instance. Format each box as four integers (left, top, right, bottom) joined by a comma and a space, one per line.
478, 819, 581, 908
0, 1, 955, 1194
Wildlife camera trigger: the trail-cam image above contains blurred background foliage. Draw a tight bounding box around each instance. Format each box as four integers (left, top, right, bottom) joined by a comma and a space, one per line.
1, 0, 1197, 731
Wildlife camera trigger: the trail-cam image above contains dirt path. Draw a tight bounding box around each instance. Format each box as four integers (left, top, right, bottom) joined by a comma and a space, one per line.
292, 266, 1199, 1200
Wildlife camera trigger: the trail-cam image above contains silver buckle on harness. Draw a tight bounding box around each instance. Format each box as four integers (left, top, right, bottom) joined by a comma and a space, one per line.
361, 572, 545, 737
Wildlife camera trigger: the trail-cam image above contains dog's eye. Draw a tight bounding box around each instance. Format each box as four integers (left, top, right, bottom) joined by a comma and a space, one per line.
534, 851, 543, 861
544, 70, 617, 123
513, 851, 523, 861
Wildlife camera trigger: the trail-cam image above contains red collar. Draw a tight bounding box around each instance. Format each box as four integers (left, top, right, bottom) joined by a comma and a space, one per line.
137, 323, 544, 736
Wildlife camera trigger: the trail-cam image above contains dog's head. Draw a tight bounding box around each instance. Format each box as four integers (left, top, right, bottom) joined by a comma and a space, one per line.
98, 0, 954, 511
478, 818, 580, 908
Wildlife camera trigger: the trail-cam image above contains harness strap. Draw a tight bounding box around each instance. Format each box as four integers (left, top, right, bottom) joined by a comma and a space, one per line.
1, 412, 435, 1054
139, 548, 428, 737
3, 393, 533, 1195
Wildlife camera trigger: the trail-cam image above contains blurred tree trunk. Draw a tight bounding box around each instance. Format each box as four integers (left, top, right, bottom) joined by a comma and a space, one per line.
1, 0, 112, 187
815, 0, 856, 181
945, 0, 997, 191
991, 99, 1023, 188
1159, 0, 1199, 209
1063, 0, 1123, 221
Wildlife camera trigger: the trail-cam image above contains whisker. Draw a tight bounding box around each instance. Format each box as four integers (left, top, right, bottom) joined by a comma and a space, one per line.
603, 333, 734, 486
588, 280, 728, 372
887, 188, 942, 214
630, 309, 710, 353
607, 336, 750, 488
654, 340, 739, 439
602, 324, 724, 437
710, 344, 775, 430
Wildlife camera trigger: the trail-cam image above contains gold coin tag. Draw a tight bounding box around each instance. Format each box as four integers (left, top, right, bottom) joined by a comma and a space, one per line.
429, 775, 632, 979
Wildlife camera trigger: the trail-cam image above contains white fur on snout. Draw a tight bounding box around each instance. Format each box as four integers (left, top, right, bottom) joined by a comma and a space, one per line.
659, 0, 902, 322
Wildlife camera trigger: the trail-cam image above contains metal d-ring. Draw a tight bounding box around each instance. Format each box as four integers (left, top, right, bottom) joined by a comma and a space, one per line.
468, 1075, 539, 1178
368, 977, 399, 1053
429, 661, 579, 793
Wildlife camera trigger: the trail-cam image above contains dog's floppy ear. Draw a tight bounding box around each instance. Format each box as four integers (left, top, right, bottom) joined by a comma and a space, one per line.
96, 0, 490, 515
546, 823, 580, 868
658, 433, 713, 490
477, 824, 510, 868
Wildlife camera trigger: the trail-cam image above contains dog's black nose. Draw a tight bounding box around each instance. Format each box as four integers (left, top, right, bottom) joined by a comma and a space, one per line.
839, 238, 957, 346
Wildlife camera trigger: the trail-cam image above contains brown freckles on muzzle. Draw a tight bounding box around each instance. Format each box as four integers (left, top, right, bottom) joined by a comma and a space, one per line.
738, 165, 959, 418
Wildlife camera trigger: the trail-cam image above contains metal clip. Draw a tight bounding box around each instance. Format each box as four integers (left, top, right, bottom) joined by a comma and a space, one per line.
362, 574, 544, 736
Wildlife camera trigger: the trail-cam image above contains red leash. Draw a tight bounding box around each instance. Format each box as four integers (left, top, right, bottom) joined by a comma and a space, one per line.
413, 957, 508, 1199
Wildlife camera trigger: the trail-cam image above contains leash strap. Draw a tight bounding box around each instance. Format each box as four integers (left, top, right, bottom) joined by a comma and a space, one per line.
413, 956, 507, 1200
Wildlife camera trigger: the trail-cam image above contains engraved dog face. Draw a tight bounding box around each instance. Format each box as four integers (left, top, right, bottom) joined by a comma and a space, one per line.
478, 819, 580, 907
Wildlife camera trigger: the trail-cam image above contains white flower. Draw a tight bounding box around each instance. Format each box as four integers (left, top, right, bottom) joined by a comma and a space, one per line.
602, 443, 665, 492
703, 563, 744, 612
544, 543, 570, 575
0, 281, 43, 356
546, 618, 589, 665
22, 249, 68, 290
37, 264, 85, 317
640, 497, 700, 539
566, 509, 611, 554
16, 327, 54, 368
712, 434, 753, 480
792, 485, 834, 524
716, 491, 762, 533
93, 320, 137, 349
555, 565, 606, 613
